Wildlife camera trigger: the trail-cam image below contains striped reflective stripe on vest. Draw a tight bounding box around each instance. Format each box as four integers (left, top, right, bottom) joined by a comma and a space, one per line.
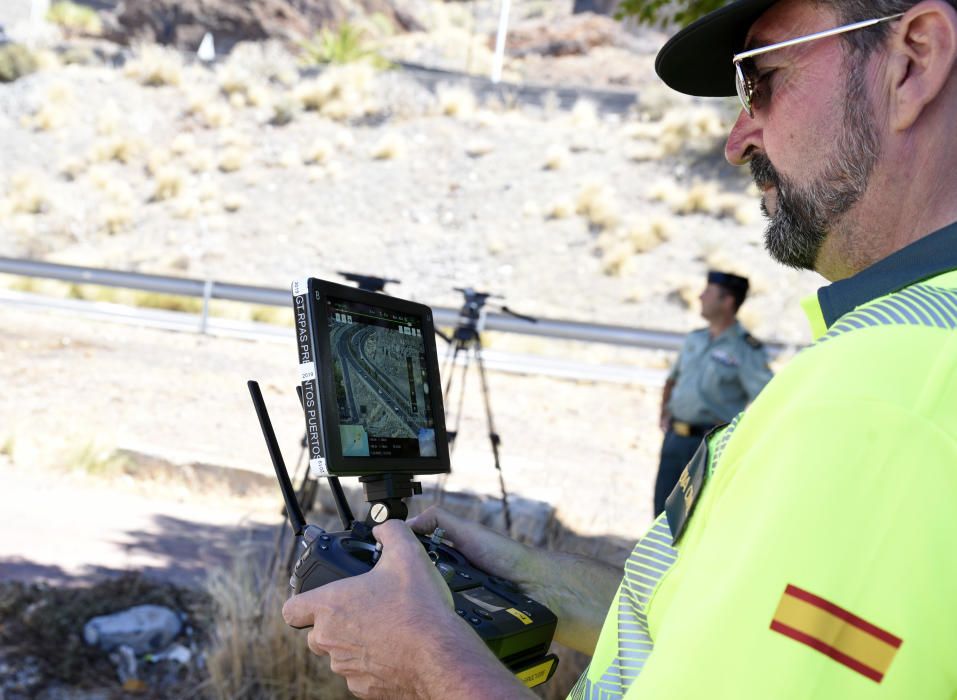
569, 419, 743, 700
819, 284, 957, 343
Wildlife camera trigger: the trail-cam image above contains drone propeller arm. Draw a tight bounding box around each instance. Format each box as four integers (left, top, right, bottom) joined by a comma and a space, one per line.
499, 306, 538, 324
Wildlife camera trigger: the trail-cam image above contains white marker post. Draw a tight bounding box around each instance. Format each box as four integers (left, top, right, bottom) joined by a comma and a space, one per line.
490, 0, 512, 84
29, 0, 50, 46
197, 31, 215, 63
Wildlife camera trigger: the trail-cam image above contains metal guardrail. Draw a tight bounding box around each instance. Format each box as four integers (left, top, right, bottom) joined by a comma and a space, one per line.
0, 288, 668, 385
0, 257, 797, 362
0, 257, 699, 352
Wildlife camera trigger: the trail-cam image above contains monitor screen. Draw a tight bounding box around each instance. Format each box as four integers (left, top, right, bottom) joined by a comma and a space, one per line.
326, 296, 438, 460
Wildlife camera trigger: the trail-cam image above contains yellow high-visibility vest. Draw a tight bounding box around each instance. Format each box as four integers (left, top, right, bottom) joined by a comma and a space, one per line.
571, 259, 957, 699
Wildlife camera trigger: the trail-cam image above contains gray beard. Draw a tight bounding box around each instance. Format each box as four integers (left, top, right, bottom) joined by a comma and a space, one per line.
749, 62, 881, 271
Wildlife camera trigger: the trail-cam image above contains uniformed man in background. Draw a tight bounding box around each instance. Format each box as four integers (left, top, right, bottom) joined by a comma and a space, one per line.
655, 270, 772, 515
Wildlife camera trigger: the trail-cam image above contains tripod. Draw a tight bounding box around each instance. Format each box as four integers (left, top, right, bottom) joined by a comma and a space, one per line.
437, 288, 536, 535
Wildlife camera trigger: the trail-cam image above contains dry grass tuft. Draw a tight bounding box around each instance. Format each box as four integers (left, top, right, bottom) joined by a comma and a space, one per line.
521, 201, 540, 219
124, 44, 183, 87
270, 96, 299, 126
543, 144, 570, 171
465, 140, 494, 158
546, 198, 576, 220
625, 141, 665, 162
437, 85, 477, 119
670, 181, 720, 215
203, 552, 351, 700
197, 181, 220, 203
145, 147, 172, 176
596, 216, 671, 277
295, 64, 378, 121
575, 179, 620, 230
222, 193, 245, 212
657, 107, 728, 156
151, 167, 187, 201
370, 132, 405, 160
85, 164, 114, 192
304, 139, 333, 165
245, 83, 273, 108
274, 149, 301, 169
58, 157, 87, 181
89, 136, 141, 165
172, 196, 202, 220
675, 280, 701, 309
24, 82, 75, 131
95, 101, 122, 136
219, 147, 248, 173
187, 149, 217, 174
65, 441, 130, 476
7, 171, 51, 214
620, 106, 728, 159
569, 99, 599, 129
99, 203, 133, 235
626, 217, 671, 252
187, 92, 234, 129
216, 64, 254, 99
170, 133, 197, 156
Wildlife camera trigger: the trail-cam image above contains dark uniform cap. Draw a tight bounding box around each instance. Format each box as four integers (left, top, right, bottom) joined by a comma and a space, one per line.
708, 270, 750, 300
655, 0, 779, 97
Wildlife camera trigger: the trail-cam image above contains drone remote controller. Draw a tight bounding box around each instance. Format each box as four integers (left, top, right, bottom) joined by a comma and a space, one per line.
247, 380, 559, 687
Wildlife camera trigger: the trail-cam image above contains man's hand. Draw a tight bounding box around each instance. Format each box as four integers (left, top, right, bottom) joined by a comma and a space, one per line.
659, 410, 672, 432
408, 506, 624, 656
281, 519, 529, 699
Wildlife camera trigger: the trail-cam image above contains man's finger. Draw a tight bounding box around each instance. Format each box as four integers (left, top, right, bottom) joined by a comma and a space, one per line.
282, 586, 327, 629
371, 518, 422, 557
306, 625, 331, 657
407, 505, 457, 535
405, 509, 437, 534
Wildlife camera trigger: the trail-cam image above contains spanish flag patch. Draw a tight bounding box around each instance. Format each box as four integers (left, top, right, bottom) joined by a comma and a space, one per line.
770, 585, 902, 683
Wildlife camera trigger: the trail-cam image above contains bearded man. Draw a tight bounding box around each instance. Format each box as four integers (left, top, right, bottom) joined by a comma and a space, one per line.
281, 1, 957, 697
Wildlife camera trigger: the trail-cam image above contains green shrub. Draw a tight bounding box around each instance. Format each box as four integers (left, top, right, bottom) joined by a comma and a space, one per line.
47, 1, 103, 35
0, 44, 38, 83
299, 22, 390, 68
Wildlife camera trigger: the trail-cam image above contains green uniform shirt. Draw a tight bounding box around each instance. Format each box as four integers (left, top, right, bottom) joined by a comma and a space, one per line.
572, 222, 957, 699
667, 321, 773, 425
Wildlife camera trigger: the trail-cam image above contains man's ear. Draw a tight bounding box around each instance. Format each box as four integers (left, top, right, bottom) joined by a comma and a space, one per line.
887, 0, 957, 130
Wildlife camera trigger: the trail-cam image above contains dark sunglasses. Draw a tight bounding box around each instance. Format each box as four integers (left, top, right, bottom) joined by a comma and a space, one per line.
733, 13, 905, 117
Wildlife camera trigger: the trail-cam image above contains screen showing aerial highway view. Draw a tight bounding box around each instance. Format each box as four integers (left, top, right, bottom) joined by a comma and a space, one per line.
326, 297, 437, 459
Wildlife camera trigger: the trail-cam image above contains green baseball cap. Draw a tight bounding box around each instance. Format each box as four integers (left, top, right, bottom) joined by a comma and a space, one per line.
655, 0, 778, 97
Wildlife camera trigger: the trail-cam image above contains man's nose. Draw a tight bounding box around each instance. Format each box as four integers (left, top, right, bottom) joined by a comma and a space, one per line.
725, 109, 762, 166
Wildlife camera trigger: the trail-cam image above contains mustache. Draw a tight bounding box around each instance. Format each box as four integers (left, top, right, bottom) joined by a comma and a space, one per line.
750, 153, 781, 190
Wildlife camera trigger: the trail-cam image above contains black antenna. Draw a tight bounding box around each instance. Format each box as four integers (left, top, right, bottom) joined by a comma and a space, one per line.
248, 380, 308, 537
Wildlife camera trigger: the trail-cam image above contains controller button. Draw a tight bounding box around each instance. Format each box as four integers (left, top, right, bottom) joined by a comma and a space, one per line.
455, 609, 466, 616
320, 544, 329, 550
521, 610, 532, 617
459, 572, 472, 580
319, 534, 331, 542
472, 608, 492, 620
469, 617, 482, 626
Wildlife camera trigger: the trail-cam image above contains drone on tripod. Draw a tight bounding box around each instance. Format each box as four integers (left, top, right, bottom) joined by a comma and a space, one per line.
436, 288, 537, 534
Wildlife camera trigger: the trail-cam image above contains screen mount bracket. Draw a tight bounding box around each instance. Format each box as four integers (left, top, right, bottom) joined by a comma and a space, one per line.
359, 473, 422, 524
